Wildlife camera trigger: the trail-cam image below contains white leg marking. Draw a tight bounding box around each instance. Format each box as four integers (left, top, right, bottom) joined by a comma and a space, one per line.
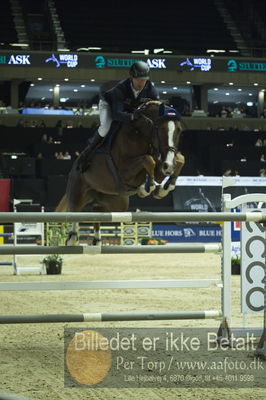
94, 229, 101, 241
153, 182, 176, 199
165, 121, 175, 167
66, 222, 78, 245
137, 183, 156, 198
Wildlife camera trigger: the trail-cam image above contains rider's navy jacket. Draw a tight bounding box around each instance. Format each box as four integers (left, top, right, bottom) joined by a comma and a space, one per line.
103, 78, 159, 123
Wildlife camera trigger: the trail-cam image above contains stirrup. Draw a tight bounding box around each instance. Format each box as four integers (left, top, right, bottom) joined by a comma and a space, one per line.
77, 132, 103, 172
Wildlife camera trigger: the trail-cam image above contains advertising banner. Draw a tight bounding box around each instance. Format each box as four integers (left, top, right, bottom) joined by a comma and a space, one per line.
152, 224, 222, 243
1, 51, 266, 73
241, 211, 266, 314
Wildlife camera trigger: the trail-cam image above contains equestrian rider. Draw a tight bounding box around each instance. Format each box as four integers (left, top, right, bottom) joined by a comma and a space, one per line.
77, 61, 159, 172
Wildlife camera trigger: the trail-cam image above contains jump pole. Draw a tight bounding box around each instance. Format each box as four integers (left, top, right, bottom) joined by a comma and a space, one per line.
0, 310, 221, 324
0, 393, 32, 400
0, 243, 221, 255
0, 279, 220, 291
221, 194, 232, 329
0, 196, 264, 327
0, 211, 265, 223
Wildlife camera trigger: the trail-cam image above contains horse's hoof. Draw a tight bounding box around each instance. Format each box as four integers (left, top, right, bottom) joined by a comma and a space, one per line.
153, 184, 175, 199
138, 183, 156, 198
166, 183, 176, 193
92, 238, 101, 246
144, 183, 156, 193
153, 188, 164, 199
66, 239, 76, 246
65, 232, 78, 246
144, 181, 150, 193
153, 192, 163, 199
138, 188, 150, 198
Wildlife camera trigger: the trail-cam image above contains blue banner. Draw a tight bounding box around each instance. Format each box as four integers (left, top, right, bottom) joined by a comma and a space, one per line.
152, 224, 222, 243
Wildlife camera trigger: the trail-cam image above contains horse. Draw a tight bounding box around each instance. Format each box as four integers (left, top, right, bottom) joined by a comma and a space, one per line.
55, 100, 185, 245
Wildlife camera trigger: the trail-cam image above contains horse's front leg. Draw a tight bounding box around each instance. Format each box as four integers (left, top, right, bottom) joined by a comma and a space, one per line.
154, 152, 185, 199
122, 154, 156, 197
136, 155, 156, 198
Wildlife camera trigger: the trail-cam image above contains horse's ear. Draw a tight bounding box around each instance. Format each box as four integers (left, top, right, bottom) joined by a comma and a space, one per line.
159, 102, 165, 116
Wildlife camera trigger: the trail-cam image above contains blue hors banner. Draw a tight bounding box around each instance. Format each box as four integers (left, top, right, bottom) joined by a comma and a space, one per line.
152, 224, 222, 243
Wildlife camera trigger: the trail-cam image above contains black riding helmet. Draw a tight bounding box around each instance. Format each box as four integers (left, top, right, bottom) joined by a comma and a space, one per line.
129, 61, 150, 80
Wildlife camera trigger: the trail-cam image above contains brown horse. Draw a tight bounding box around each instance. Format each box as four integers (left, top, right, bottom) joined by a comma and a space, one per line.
56, 100, 185, 244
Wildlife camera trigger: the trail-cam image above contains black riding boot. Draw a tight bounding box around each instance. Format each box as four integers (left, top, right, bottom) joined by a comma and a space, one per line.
77, 131, 103, 172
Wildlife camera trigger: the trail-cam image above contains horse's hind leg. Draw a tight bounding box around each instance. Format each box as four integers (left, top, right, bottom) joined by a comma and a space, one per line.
54, 162, 94, 245
90, 204, 104, 245
123, 155, 156, 198
92, 223, 101, 245
134, 155, 156, 198
66, 222, 79, 246
90, 194, 129, 246
65, 187, 95, 246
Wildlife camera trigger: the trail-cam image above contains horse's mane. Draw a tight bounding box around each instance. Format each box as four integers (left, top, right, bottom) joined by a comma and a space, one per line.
138, 100, 161, 110
136, 100, 162, 122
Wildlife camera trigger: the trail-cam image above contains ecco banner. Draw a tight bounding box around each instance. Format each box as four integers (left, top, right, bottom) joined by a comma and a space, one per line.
241, 210, 266, 314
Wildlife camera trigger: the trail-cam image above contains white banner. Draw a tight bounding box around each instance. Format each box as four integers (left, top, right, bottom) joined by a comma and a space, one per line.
14, 222, 43, 235
175, 176, 266, 186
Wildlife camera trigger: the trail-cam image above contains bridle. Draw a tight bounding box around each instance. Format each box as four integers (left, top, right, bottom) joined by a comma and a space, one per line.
134, 102, 178, 160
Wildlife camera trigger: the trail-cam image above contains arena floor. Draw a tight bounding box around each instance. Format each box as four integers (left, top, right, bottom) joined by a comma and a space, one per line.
0, 252, 265, 400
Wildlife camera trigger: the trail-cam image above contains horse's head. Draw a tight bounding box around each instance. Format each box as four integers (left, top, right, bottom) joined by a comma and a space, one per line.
134, 101, 182, 176
156, 103, 182, 175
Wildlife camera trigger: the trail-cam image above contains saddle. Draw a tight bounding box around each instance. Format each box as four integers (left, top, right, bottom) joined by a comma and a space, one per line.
95, 121, 138, 195
95, 121, 122, 154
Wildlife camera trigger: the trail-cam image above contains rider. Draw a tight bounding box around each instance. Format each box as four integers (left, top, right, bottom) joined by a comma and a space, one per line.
77, 61, 159, 172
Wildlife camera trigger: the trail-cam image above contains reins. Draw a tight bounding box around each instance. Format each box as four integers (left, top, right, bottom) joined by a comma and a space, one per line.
134, 101, 178, 160
152, 123, 178, 160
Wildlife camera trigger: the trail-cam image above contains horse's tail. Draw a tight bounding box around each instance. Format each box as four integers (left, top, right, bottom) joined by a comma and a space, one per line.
54, 159, 83, 212
56, 157, 98, 213
65, 158, 85, 211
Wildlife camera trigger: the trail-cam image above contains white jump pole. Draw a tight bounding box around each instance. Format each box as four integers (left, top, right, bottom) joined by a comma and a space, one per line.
0, 211, 265, 223
221, 194, 232, 327
0, 310, 222, 324
0, 393, 32, 400
0, 244, 221, 255
0, 279, 220, 291
1, 200, 263, 327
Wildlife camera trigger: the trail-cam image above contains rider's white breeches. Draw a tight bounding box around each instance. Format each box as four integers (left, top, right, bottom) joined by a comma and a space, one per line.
98, 99, 113, 137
